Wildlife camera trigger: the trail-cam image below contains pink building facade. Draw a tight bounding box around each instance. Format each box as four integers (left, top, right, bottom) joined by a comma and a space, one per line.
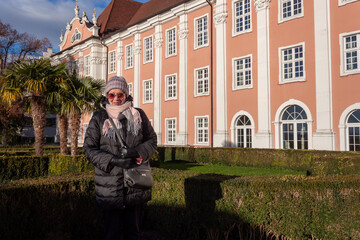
50, 0, 360, 151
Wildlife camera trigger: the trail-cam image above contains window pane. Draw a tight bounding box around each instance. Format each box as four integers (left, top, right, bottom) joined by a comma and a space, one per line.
234, 57, 252, 87
283, 123, 294, 149
348, 110, 360, 123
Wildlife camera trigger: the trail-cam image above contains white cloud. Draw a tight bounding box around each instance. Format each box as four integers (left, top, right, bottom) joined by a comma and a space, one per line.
0, 0, 149, 53
0, 0, 108, 53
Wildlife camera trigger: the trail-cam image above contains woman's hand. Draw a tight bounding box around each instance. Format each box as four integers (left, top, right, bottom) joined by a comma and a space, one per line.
119, 148, 139, 159
110, 157, 135, 168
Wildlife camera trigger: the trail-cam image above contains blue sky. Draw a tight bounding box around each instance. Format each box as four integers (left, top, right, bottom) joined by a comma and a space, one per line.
0, 0, 149, 53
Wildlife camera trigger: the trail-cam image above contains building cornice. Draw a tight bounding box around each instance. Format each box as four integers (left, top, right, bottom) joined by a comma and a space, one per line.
52, 37, 102, 62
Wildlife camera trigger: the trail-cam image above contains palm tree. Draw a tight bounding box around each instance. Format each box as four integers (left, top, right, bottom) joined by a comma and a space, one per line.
64, 74, 104, 155
1, 59, 67, 155
46, 71, 72, 155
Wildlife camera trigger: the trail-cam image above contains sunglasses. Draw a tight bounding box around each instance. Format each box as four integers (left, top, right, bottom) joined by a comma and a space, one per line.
107, 93, 125, 100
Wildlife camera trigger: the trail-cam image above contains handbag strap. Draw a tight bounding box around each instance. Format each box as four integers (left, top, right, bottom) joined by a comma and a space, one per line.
108, 117, 126, 148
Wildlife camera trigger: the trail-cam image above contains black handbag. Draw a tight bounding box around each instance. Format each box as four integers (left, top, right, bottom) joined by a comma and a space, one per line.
124, 161, 153, 189
108, 117, 153, 189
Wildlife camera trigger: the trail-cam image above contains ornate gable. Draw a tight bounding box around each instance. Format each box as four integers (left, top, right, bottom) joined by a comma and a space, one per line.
59, 0, 100, 51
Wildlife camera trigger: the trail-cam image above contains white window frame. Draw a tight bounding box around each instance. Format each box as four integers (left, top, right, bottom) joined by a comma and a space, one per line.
108, 51, 116, 74
143, 79, 153, 104
339, 30, 360, 76
143, 36, 153, 64
274, 99, 313, 149
346, 111, 360, 151
125, 44, 133, 69
165, 118, 177, 144
280, 105, 309, 150
278, 42, 306, 84
232, 0, 252, 37
128, 83, 133, 96
232, 54, 253, 90
165, 74, 177, 101
235, 115, 253, 148
339, 103, 360, 151
84, 55, 90, 76
194, 14, 209, 50
166, 27, 177, 58
230, 110, 255, 147
278, 0, 304, 23
339, 0, 360, 6
194, 116, 209, 146
71, 28, 81, 44
194, 66, 210, 97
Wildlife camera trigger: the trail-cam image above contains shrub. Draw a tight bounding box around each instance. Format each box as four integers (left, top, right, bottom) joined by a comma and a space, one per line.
0, 174, 100, 240
0, 156, 49, 182
158, 147, 360, 176
0, 151, 31, 156
48, 154, 94, 175
2, 170, 359, 240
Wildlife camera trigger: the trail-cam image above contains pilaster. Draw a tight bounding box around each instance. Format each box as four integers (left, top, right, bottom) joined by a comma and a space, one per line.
90, 44, 107, 80
313, 0, 336, 150
178, 13, 189, 146
67, 55, 72, 73
133, 33, 141, 107
116, 41, 123, 76
78, 52, 83, 76
254, 0, 273, 148
213, 0, 229, 147
154, 24, 163, 145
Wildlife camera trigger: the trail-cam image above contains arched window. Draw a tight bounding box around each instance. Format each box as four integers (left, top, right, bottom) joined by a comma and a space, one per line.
71, 29, 81, 44
235, 115, 252, 148
281, 105, 308, 149
347, 109, 360, 151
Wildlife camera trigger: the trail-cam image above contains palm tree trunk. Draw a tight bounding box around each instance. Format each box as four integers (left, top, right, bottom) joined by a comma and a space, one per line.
69, 111, 81, 156
58, 113, 68, 155
31, 96, 46, 156
1, 127, 8, 145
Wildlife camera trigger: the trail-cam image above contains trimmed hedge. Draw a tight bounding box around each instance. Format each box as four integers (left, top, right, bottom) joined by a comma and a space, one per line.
4, 145, 360, 176
0, 151, 31, 156
158, 146, 360, 176
0, 156, 49, 182
0, 174, 100, 240
48, 154, 94, 175
1, 170, 360, 239
0, 148, 162, 181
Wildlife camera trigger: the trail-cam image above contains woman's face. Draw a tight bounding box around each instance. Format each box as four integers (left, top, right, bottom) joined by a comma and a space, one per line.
107, 89, 126, 106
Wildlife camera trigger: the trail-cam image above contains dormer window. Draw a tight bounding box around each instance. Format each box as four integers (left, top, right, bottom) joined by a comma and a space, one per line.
71, 29, 81, 44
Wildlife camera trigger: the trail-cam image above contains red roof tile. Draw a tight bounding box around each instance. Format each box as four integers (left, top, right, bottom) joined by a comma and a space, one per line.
97, 0, 142, 36
126, 0, 190, 28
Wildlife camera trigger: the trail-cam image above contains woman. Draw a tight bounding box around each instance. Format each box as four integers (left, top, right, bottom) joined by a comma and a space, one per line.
83, 76, 157, 240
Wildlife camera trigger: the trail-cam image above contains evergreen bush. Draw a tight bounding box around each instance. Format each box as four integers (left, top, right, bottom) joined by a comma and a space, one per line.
1, 170, 359, 239
0, 156, 49, 182
158, 147, 360, 176
48, 154, 94, 175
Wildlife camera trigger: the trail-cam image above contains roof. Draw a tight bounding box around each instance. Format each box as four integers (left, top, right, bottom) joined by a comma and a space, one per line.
55, 0, 193, 55
125, 0, 190, 28
97, 0, 142, 36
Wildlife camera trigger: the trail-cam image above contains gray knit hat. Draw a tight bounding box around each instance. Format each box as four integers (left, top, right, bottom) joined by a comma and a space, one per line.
105, 76, 129, 96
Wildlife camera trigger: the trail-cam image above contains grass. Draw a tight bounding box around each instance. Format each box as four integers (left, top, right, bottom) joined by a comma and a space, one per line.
159, 161, 305, 177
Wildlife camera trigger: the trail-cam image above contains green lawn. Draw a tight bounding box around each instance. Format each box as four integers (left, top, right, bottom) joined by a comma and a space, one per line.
159, 161, 305, 177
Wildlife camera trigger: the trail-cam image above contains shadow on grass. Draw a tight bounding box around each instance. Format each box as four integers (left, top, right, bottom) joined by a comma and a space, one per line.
0, 174, 283, 240
145, 173, 280, 240
158, 160, 202, 171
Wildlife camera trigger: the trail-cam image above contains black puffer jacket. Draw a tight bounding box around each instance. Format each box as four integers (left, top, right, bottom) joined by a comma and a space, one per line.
83, 108, 157, 209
